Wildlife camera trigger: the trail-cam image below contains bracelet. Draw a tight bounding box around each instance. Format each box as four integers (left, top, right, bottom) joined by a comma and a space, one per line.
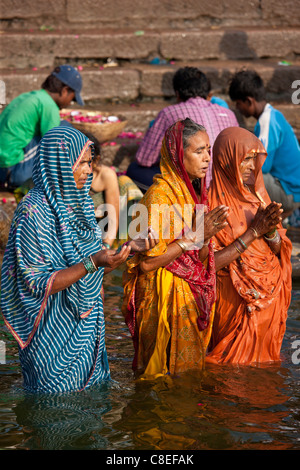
90, 255, 98, 271
175, 240, 191, 252
264, 230, 278, 241
264, 227, 277, 238
102, 242, 110, 249
233, 242, 243, 255
237, 237, 248, 250
82, 255, 98, 274
264, 231, 281, 244
249, 227, 259, 238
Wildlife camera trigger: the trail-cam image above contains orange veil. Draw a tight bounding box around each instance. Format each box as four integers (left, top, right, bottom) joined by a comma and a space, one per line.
207, 127, 292, 364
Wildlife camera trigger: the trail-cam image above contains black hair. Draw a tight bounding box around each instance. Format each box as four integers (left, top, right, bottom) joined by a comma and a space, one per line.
41, 67, 74, 94
83, 131, 101, 157
228, 69, 266, 102
173, 67, 211, 101
181, 118, 206, 149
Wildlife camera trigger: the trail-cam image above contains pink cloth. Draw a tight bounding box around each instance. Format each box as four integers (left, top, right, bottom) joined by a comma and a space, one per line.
135, 97, 239, 187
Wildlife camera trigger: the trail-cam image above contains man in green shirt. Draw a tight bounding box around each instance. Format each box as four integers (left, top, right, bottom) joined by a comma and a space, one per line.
0, 65, 84, 188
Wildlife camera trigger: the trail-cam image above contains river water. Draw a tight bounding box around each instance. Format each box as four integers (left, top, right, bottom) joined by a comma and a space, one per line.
0, 268, 299, 451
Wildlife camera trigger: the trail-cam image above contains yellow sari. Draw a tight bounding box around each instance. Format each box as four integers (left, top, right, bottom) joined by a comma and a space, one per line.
122, 121, 216, 378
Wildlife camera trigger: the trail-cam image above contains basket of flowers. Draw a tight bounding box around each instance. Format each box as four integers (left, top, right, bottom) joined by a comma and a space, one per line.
60, 109, 128, 143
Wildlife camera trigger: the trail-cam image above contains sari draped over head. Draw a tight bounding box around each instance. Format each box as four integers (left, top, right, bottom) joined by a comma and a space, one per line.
122, 120, 216, 378
1, 126, 110, 393
207, 127, 292, 364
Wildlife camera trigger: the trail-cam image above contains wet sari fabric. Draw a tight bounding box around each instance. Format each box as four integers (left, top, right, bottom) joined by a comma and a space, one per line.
207, 127, 292, 364
1, 127, 110, 392
122, 121, 216, 378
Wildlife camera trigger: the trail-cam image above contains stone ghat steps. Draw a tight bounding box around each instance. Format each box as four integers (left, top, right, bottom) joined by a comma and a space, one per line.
1, 0, 299, 30
1, 59, 300, 105
1, 27, 300, 70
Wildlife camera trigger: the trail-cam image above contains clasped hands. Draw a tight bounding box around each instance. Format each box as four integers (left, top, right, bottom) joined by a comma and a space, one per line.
250, 202, 283, 238
179, 205, 230, 250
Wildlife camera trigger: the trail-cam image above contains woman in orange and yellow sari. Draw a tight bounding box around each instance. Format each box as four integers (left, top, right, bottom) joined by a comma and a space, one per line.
122, 118, 229, 378
206, 127, 292, 365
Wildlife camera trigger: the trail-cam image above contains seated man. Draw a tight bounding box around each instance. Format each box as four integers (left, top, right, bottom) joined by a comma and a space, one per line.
0, 65, 84, 189
229, 69, 300, 219
126, 66, 239, 191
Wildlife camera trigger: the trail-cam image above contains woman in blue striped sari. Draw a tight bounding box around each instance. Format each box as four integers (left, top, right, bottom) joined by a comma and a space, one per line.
1, 126, 156, 393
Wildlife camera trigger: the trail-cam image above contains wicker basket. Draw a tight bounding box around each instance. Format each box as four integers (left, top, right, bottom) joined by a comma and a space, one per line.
60, 109, 128, 143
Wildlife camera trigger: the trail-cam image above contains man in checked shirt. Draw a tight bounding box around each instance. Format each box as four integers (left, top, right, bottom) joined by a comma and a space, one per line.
126, 67, 239, 192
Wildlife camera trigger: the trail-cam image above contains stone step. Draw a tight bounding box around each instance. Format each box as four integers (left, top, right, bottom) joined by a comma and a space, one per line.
1, 59, 300, 106
1, 0, 299, 30
1, 28, 300, 69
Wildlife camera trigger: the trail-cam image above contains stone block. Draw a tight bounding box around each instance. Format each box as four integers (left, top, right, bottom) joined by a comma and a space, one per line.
0, 67, 141, 103
66, 0, 224, 26
261, 0, 300, 26
81, 69, 140, 102
160, 29, 300, 61
0, 0, 65, 19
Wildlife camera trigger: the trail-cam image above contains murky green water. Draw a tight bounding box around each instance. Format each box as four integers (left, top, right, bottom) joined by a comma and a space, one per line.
1, 269, 299, 450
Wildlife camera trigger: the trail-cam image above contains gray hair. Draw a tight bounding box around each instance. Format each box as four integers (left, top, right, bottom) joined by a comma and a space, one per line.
181, 118, 206, 149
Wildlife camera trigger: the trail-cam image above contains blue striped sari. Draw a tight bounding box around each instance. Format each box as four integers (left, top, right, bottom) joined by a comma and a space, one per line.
1, 126, 110, 393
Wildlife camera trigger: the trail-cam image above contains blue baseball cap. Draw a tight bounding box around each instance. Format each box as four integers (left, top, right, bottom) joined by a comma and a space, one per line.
52, 64, 84, 105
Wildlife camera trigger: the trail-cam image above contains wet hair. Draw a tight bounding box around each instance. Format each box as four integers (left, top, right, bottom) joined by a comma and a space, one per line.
173, 67, 211, 101
83, 131, 101, 157
181, 118, 206, 150
41, 67, 74, 94
229, 69, 266, 102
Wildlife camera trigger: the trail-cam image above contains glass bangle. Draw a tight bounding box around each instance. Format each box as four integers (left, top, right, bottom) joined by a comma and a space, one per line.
82, 256, 97, 274
237, 237, 248, 250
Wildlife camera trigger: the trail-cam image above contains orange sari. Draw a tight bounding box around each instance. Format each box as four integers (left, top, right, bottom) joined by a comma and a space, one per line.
206, 127, 292, 365
122, 121, 216, 378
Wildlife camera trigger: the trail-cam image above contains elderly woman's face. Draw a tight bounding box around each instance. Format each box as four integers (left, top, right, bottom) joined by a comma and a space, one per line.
239, 152, 257, 182
183, 131, 211, 181
73, 147, 93, 189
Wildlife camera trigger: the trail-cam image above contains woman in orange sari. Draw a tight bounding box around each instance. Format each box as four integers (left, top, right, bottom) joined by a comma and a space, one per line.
207, 127, 292, 364
122, 118, 229, 378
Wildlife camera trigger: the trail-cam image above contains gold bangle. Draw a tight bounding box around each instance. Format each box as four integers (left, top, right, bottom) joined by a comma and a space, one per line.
264, 232, 281, 244
90, 255, 98, 271
233, 242, 243, 255
175, 240, 190, 252
264, 230, 278, 241
249, 227, 259, 238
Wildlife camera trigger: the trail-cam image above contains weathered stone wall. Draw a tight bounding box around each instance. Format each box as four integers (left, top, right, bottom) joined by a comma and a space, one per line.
1, 0, 300, 29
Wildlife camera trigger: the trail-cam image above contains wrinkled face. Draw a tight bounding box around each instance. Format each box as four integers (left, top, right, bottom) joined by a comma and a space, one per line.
182, 131, 211, 181
239, 152, 257, 182
73, 147, 93, 189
